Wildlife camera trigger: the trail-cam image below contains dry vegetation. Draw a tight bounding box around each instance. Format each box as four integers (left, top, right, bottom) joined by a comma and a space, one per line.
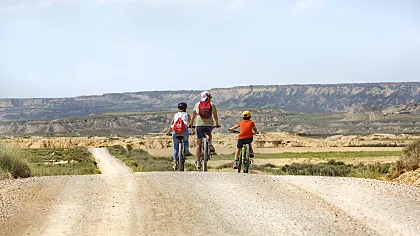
0, 144, 99, 179
389, 139, 420, 181
0, 144, 31, 179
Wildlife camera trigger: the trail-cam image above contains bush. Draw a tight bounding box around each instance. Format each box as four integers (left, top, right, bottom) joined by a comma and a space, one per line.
389, 139, 420, 178
108, 145, 173, 171
0, 144, 32, 178
280, 160, 352, 177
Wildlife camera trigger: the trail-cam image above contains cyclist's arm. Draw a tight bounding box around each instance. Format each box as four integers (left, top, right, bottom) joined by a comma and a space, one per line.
253, 126, 258, 134
213, 112, 220, 127
167, 118, 174, 135
229, 124, 239, 131
212, 104, 220, 127
190, 110, 196, 128
188, 114, 192, 125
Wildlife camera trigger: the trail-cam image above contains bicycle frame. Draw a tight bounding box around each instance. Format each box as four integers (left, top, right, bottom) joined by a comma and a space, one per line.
200, 131, 211, 172
191, 126, 220, 171
176, 136, 185, 171
229, 130, 254, 173
238, 144, 250, 173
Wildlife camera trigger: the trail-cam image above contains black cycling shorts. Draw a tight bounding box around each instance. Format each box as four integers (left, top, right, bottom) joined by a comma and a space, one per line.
237, 137, 253, 148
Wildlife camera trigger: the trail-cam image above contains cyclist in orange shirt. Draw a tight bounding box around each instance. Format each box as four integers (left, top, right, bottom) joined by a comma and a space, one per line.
228, 111, 259, 169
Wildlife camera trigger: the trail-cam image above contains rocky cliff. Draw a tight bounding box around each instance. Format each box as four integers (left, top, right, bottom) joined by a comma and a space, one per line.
0, 107, 419, 136
1, 82, 419, 121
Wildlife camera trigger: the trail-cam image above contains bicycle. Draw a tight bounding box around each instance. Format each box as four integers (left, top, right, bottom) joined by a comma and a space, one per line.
167, 133, 187, 171
229, 130, 257, 174
191, 126, 220, 171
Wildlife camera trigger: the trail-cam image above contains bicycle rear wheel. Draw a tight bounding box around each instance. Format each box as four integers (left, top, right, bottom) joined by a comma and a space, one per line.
202, 139, 208, 171
178, 142, 184, 171
243, 144, 250, 173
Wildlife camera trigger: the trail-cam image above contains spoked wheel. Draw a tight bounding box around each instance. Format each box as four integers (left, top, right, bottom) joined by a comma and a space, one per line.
202, 139, 208, 171
238, 149, 242, 173
178, 142, 184, 171
243, 144, 250, 173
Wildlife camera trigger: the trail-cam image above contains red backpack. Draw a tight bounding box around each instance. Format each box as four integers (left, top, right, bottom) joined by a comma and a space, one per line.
198, 101, 212, 119
173, 117, 187, 134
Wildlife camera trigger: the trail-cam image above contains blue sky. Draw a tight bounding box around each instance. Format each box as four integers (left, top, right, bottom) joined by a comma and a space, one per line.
0, 0, 419, 98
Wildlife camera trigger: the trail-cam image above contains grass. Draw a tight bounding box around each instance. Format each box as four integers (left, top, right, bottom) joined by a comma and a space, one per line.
216, 160, 392, 180
24, 147, 100, 176
211, 151, 403, 160
376, 138, 418, 142
108, 145, 197, 172
0, 144, 31, 178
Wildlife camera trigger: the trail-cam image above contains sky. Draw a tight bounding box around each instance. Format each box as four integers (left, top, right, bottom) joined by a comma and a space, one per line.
0, 0, 419, 98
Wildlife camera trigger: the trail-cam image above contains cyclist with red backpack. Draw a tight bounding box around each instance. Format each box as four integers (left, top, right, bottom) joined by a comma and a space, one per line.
190, 91, 221, 169
166, 102, 193, 170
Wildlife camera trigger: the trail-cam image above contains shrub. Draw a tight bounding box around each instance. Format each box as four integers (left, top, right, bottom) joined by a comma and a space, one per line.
0, 144, 32, 178
401, 139, 420, 170
389, 139, 420, 178
280, 160, 352, 177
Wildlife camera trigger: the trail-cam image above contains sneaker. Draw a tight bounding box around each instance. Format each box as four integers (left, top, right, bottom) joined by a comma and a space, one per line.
209, 144, 216, 153
249, 149, 254, 158
185, 150, 193, 157
195, 160, 201, 169
233, 161, 238, 169
173, 162, 178, 170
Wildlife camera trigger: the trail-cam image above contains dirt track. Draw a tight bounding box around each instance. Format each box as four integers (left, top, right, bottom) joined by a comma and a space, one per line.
1, 150, 420, 236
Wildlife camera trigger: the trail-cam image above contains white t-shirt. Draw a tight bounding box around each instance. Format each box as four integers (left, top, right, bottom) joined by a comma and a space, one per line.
171, 112, 189, 129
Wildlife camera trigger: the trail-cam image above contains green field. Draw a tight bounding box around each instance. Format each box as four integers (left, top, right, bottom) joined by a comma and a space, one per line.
211, 151, 403, 160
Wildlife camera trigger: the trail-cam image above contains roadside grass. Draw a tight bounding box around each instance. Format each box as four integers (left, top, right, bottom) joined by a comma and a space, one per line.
108, 145, 197, 171
212, 160, 391, 180
378, 138, 419, 142
24, 147, 100, 176
0, 144, 31, 178
389, 139, 420, 179
211, 151, 402, 160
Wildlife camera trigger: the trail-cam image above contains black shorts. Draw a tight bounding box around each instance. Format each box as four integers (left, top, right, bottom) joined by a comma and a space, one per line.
237, 138, 253, 148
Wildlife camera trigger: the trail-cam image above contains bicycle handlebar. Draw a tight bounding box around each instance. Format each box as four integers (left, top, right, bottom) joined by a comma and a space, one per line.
229, 129, 259, 135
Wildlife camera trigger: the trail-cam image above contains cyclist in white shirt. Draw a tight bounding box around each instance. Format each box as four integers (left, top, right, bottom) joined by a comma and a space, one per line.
166, 102, 193, 169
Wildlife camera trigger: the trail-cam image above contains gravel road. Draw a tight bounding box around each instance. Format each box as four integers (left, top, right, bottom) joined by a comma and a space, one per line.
88, 148, 132, 174
1, 150, 419, 236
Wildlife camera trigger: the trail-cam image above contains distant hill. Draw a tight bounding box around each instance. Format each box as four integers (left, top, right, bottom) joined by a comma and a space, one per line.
0, 82, 419, 121
0, 106, 419, 136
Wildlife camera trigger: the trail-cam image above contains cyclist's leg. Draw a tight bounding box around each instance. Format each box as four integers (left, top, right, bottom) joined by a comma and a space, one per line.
205, 127, 215, 152
235, 139, 244, 161
183, 129, 192, 156
172, 132, 180, 163
195, 127, 206, 167
234, 139, 244, 168
247, 138, 254, 157
195, 138, 202, 161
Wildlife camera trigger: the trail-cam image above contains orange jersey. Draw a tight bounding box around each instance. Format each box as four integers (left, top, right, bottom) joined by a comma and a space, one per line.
238, 120, 255, 139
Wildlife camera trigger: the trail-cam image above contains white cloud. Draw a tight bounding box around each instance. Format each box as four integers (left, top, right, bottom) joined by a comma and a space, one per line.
0, 4, 29, 13
94, 0, 244, 8
37, 0, 72, 9
293, 0, 324, 13
0, 0, 71, 12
